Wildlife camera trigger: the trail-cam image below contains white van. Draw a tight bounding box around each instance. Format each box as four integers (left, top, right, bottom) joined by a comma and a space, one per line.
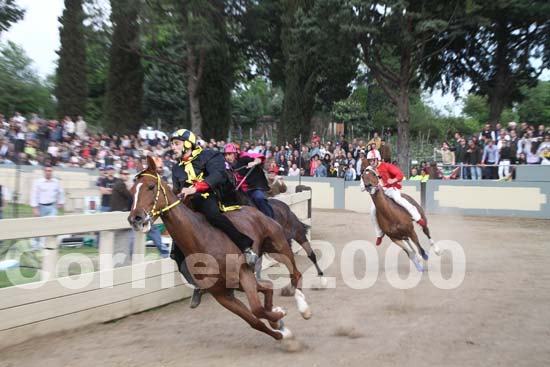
138, 127, 168, 141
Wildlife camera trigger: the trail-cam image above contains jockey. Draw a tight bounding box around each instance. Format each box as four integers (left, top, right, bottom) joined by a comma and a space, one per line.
363, 149, 427, 246
170, 129, 259, 308
223, 143, 275, 219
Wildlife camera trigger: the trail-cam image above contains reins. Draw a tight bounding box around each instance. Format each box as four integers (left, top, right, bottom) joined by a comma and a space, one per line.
136, 172, 181, 217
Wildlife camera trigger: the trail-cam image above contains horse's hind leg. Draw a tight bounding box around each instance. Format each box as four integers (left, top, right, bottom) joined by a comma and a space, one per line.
420, 216, 441, 255
212, 291, 291, 340
409, 230, 428, 261
394, 239, 424, 273
295, 230, 324, 277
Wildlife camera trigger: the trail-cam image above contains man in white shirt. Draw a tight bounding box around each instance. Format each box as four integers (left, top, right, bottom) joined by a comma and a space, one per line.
30, 165, 65, 217
63, 116, 76, 139
75, 116, 87, 139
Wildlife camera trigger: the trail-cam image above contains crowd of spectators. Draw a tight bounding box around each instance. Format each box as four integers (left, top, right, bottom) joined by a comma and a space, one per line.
431, 121, 550, 180
1, 112, 548, 182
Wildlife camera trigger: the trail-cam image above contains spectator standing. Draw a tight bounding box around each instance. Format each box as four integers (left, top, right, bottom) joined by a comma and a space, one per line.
355, 150, 365, 179
98, 165, 117, 212
75, 116, 87, 139
465, 140, 482, 180
482, 139, 499, 179
110, 168, 134, 266
379, 138, 391, 162
344, 163, 356, 181
408, 167, 422, 181
367, 132, 382, 150
311, 131, 321, 146
455, 138, 467, 179
498, 140, 513, 179
30, 165, 65, 217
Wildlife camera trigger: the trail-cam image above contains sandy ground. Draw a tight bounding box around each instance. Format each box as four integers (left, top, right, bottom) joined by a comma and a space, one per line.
1, 210, 549, 367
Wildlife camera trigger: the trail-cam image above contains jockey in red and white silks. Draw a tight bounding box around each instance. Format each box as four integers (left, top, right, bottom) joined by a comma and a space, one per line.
361, 149, 426, 246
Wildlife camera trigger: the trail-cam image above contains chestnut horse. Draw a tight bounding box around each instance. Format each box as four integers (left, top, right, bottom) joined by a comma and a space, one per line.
360, 161, 441, 272
235, 190, 326, 281
128, 156, 312, 340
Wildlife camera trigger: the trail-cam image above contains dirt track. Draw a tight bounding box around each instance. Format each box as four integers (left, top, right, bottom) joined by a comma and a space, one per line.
1, 210, 549, 367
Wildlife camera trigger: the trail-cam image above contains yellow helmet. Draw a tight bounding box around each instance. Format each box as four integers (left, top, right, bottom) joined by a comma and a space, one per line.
170, 129, 197, 150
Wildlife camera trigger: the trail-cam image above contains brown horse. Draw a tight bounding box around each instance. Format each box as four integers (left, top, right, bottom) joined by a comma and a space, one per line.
229, 172, 327, 284
128, 156, 312, 340
360, 161, 441, 272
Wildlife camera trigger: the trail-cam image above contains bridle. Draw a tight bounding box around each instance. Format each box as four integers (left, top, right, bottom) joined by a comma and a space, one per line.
135, 172, 181, 218
361, 164, 382, 193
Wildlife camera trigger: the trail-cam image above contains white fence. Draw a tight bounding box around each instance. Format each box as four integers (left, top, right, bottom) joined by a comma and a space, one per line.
0, 191, 312, 350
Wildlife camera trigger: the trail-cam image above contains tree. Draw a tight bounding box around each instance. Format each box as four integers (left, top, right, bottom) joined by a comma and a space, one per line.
104, 0, 143, 133
55, 0, 88, 119
336, 0, 465, 172
517, 81, 550, 124
0, 42, 55, 116
280, 0, 358, 142
83, 0, 111, 127
0, 0, 24, 34
423, 0, 550, 125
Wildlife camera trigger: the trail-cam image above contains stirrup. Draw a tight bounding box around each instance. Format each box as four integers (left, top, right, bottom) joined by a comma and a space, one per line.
244, 248, 259, 267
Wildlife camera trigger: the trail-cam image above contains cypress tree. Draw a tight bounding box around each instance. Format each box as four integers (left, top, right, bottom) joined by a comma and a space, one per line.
104, 0, 143, 133
55, 0, 87, 120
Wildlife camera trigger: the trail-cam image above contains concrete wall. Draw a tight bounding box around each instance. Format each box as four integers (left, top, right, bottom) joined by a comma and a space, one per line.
283, 176, 549, 218
425, 180, 550, 218
0, 166, 97, 205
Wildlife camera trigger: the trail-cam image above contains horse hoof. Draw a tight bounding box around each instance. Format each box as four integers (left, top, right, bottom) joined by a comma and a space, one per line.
412, 258, 425, 272
278, 326, 294, 340
294, 289, 312, 320
312, 276, 328, 290
273, 306, 287, 317
281, 285, 295, 297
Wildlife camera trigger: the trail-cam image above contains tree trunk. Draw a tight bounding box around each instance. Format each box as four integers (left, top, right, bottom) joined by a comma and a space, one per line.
186, 50, 203, 136
396, 93, 410, 175
488, 93, 506, 127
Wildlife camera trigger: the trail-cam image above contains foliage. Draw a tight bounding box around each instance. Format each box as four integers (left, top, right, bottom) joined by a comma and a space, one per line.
232, 76, 283, 128
518, 81, 550, 124
422, 0, 550, 124
0, 42, 55, 116
0, 0, 24, 34
55, 0, 88, 120
280, 0, 358, 141
104, 0, 143, 133
83, 0, 111, 128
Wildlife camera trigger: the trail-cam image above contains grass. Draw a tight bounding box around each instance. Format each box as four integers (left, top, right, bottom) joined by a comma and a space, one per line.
0, 243, 164, 289
2, 203, 65, 219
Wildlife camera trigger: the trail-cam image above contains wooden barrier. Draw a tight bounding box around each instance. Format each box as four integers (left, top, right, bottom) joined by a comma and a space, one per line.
0, 191, 311, 350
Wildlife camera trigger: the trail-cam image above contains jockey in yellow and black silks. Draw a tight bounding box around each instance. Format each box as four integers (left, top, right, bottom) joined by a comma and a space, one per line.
169, 129, 258, 309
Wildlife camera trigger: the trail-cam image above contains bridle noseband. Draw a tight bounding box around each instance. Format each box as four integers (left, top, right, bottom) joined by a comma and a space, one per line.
361, 165, 382, 193
135, 172, 181, 218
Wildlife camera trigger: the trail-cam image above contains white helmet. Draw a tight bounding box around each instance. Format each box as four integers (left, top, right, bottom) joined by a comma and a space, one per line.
366, 149, 381, 161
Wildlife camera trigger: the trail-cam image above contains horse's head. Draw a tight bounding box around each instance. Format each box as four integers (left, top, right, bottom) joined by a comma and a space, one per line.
128, 155, 172, 232
360, 157, 381, 195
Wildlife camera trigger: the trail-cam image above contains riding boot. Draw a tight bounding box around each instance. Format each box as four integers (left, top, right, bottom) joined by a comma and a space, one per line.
171, 244, 202, 308
190, 288, 202, 309
416, 218, 426, 228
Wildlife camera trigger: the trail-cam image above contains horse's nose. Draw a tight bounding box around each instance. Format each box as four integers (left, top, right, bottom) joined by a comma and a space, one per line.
129, 215, 143, 225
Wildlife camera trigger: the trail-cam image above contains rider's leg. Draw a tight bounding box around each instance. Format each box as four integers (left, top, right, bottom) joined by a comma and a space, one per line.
192, 195, 258, 266
171, 244, 202, 308
371, 202, 384, 245
248, 189, 275, 219
383, 187, 425, 226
